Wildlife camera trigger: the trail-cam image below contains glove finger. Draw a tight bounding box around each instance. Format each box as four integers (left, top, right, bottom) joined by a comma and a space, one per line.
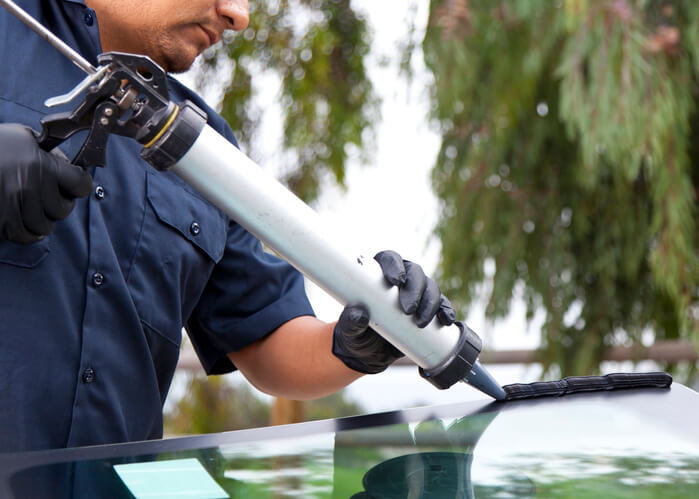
415, 277, 441, 328
436, 294, 457, 326
37, 157, 77, 221
399, 261, 427, 314
21, 186, 56, 236
42, 181, 76, 221
50, 146, 69, 161
51, 154, 93, 199
374, 250, 406, 286
5, 226, 43, 244
337, 304, 371, 338
332, 304, 404, 374
3, 206, 44, 244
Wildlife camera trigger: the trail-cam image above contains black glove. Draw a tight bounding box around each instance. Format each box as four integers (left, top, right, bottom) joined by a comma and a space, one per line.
332, 250, 457, 374
0, 123, 93, 243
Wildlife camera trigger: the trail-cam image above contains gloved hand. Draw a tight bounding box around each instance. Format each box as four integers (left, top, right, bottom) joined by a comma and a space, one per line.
332, 250, 458, 374
0, 123, 93, 243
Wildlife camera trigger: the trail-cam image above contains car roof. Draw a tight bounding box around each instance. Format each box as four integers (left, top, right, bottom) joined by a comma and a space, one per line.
2, 383, 698, 497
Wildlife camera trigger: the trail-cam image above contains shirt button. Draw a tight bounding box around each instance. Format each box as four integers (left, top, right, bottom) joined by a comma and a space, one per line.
82, 368, 96, 384
95, 185, 105, 199
190, 221, 201, 236
92, 272, 105, 287
84, 11, 94, 26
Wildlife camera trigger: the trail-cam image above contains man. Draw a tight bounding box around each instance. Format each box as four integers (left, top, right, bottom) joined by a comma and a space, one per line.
0, 0, 458, 453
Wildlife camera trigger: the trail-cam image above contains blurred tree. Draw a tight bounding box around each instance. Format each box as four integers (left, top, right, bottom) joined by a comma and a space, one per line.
164, 374, 364, 434
165, 375, 270, 434
305, 390, 364, 421
193, 0, 378, 202
422, 0, 698, 376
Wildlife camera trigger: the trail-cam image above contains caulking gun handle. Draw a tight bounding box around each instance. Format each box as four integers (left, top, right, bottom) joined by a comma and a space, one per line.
36, 100, 119, 169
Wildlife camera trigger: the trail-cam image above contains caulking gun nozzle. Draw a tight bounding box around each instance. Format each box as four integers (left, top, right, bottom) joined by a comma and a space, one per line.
463, 360, 507, 400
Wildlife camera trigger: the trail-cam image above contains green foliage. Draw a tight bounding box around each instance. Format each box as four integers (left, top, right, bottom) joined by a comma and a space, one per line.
164, 373, 365, 434
305, 391, 364, 421
195, 0, 378, 202
423, 0, 698, 376
164, 375, 270, 435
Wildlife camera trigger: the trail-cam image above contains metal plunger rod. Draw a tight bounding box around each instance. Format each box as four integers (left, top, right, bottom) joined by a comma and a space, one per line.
0, 0, 96, 75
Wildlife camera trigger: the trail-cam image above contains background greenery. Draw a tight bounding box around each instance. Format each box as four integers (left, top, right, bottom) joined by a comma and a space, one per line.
195, 0, 378, 202
422, 0, 697, 377
165, 374, 363, 434
167, 0, 697, 432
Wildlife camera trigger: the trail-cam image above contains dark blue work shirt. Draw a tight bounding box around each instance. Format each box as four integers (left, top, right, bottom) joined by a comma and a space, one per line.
0, 0, 314, 452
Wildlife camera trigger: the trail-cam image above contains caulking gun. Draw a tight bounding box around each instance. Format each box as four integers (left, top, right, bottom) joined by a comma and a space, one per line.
0, 0, 506, 400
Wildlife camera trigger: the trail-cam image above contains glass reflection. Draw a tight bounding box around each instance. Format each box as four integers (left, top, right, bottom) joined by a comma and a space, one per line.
8, 397, 699, 498
334, 412, 509, 497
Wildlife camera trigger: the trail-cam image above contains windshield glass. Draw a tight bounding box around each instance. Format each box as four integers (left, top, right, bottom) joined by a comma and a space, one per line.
7, 388, 699, 498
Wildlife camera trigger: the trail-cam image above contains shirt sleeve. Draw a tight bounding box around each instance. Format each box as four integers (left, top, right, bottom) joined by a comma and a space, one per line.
187, 219, 316, 375
171, 79, 315, 374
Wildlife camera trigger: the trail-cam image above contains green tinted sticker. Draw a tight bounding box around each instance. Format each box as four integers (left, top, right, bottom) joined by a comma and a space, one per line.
114, 458, 228, 499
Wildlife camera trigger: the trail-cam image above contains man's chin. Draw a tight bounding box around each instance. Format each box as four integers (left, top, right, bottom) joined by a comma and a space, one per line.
159, 49, 199, 74
162, 57, 197, 74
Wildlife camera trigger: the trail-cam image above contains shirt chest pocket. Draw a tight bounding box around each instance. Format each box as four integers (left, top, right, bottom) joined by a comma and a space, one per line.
128, 171, 228, 345
0, 239, 50, 268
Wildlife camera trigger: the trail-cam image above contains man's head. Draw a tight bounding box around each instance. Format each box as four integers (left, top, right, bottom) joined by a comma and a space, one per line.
84, 0, 249, 73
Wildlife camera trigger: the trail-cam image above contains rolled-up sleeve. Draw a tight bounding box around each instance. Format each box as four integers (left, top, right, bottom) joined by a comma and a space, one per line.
186, 221, 315, 375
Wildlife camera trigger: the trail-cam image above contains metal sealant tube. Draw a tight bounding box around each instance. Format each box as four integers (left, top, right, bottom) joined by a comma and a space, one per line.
171, 124, 462, 371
